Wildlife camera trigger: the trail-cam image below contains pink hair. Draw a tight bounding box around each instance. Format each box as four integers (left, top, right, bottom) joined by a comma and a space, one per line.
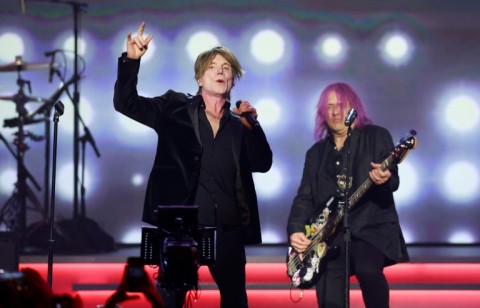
314, 82, 372, 141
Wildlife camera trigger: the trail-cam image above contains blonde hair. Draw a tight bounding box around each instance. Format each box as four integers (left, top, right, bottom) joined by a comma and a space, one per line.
194, 46, 244, 95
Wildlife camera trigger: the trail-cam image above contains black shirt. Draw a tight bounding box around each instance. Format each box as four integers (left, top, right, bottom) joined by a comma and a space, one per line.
195, 104, 239, 227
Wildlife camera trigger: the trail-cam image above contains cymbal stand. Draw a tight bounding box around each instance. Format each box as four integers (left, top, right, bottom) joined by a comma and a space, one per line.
0, 68, 44, 245
0, 131, 42, 230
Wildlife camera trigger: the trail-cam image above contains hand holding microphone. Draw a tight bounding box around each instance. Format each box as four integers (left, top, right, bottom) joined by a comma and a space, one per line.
235, 100, 259, 129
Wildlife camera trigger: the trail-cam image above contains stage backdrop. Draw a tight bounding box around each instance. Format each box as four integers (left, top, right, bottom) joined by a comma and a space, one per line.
0, 0, 479, 246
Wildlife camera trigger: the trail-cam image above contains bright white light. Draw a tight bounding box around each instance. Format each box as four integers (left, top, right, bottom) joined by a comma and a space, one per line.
442, 161, 479, 202
401, 228, 413, 243
131, 173, 144, 186
323, 37, 342, 57
57, 162, 92, 201
448, 231, 475, 244
134, 39, 156, 63
253, 164, 284, 198
186, 31, 221, 62
63, 36, 87, 58
314, 33, 348, 65
60, 96, 94, 135
113, 26, 157, 63
378, 31, 414, 66
117, 113, 152, 135
121, 227, 142, 244
394, 161, 419, 207
261, 228, 283, 243
444, 95, 479, 132
250, 29, 285, 64
255, 98, 281, 128
0, 32, 24, 63
0, 103, 17, 126
113, 112, 156, 147
385, 35, 408, 58
0, 168, 16, 194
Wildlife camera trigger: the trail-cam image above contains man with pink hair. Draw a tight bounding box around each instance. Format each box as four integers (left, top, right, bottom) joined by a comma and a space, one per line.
287, 82, 409, 307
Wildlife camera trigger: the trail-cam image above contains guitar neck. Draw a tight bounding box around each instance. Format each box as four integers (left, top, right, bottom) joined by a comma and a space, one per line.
330, 154, 396, 228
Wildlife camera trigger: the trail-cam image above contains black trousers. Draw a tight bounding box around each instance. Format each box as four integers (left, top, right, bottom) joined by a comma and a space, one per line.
208, 224, 248, 308
315, 234, 389, 308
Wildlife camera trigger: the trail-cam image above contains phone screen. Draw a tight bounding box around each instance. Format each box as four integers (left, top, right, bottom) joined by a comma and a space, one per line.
126, 257, 145, 292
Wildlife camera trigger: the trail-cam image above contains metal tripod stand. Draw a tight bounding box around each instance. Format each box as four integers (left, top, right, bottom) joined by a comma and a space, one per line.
0, 61, 47, 245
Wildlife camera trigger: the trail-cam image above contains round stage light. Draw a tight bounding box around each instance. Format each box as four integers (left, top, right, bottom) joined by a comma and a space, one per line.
444, 94, 479, 132
131, 173, 145, 186
57, 162, 93, 201
0, 168, 16, 195
378, 31, 414, 67
60, 95, 94, 135
441, 161, 479, 202
0, 32, 24, 63
253, 164, 284, 198
186, 31, 220, 62
62, 36, 87, 59
314, 33, 348, 66
250, 29, 285, 65
255, 97, 281, 128
394, 160, 419, 207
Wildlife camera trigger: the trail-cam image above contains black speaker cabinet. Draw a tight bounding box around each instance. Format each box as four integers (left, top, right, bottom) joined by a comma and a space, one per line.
0, 232, 19, 272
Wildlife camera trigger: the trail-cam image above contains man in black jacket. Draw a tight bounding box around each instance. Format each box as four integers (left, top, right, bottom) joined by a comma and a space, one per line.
114, 22, 272, 308
287, 82, 409, 308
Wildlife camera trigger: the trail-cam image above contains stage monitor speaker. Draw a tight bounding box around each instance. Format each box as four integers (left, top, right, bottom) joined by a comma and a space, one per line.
0, 231, 18, 272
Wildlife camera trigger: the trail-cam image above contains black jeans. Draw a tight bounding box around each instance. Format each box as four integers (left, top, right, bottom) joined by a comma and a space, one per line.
316, 234, 389, 308
208, 224, 248, 308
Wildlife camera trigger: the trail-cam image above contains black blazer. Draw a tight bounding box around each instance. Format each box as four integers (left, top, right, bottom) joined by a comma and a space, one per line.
287, 125, 409, 264
113, 55, 272, 244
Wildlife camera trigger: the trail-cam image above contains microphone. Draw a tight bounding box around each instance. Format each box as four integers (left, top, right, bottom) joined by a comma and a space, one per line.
344, 108, 358, 126
236, 100, 259, 128
54, 100, 65, 116
45, 50, 63, 83
82, 127, 101, 157
45, 50, 58, 83
44, 49, 61, 57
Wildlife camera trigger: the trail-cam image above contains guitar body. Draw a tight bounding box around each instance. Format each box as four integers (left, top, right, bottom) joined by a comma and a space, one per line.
286, 204, 340, 289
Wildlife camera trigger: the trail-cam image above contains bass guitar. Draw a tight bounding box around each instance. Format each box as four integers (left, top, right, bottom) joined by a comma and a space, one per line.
286, 130, 417, 289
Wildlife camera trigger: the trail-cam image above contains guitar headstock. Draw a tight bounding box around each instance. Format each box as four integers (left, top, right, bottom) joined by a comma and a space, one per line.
393, 129, 417, 163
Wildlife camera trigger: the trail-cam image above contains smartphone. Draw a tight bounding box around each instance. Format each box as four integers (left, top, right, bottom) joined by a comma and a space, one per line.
126, 257, 146, 292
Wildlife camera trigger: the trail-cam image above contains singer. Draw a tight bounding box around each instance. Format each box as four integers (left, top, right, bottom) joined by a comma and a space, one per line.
113, 22, 272, 308
287, 82, 409, 307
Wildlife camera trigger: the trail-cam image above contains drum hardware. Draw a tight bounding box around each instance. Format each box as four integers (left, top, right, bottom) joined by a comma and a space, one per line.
0, 95, 47, 103
0, 59, 61, 73
0, 56, 47, 244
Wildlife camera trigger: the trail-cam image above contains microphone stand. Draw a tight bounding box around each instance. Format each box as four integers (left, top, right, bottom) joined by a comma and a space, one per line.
343, 123, 354, 308
78, 121, 101, 218
47, 100, 65, 288
27, 0, 89, 219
